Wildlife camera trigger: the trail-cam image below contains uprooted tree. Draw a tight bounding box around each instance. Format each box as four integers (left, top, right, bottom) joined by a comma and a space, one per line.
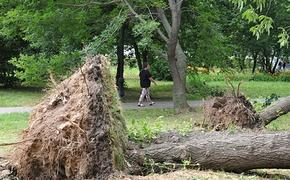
4, 55, 290, 179
10, 56, 127, 179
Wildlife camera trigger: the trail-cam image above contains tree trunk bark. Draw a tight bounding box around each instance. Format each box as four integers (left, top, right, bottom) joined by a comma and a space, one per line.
165, 0, 190, 113
132, 41, 142, 71
169, 43, 190, 113
142, 50, 148, 66
128, 131, 290, 174
259, 96, 290, 125
116, 22, 127, 98
252, 52, 258, 74
116, 21, 127, 86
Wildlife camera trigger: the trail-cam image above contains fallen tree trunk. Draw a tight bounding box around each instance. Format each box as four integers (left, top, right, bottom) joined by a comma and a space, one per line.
259, 96, 290, 125
127, 131, 290, 174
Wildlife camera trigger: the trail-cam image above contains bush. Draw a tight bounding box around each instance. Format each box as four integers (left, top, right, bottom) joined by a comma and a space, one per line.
10, 52, 82, 87
0, 62, 19, 87
250, 72, 290, 82
150, 60, 172, 81
187, 75, 224, 98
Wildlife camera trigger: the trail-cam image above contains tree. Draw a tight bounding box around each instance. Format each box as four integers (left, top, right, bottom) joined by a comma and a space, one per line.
230, 0, 290, 47
123, 0, 191, 113
0, 0, 120, 86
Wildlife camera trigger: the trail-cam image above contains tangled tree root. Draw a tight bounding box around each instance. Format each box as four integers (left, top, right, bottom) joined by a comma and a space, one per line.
11, 55, 127, 179
204, 95, 262, 130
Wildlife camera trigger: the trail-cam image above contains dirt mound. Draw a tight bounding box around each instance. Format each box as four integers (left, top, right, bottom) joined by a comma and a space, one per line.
11, 55, 127, 179
204, 95, 262, 130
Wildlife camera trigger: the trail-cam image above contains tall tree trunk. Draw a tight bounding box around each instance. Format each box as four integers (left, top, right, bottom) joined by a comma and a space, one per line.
116, 22, 127, 98
142, 50, 148, 66
252, 52, 258, 74
128, 131, 290, 174
159, 0, 190, 113
116, 22, 127, 85
132, 41, 142, 71
171, 43, 190, 112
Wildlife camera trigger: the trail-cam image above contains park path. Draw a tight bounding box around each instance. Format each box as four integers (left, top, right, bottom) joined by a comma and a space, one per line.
0, 98, 267, 114
0, 100, 205, 114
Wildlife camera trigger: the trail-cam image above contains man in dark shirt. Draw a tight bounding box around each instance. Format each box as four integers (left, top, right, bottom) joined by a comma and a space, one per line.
138, 63, 156, 107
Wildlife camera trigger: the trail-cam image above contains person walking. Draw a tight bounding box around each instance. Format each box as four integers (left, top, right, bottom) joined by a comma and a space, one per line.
138, 63, 156, 107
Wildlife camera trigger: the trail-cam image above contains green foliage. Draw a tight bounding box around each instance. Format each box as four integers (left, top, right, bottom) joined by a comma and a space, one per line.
0, 0, 117, 86
84, 13, 127, 55
150, 60, 172, 81
278, 28, 289, 48
127, 119, 163, 143
11, 51, 82, 87
249, 15, 273, 39
187, 75, 225, 98
182, 0, 232, 68
231, 0, 289, 47
132, 19, 160, 49
252, 93, 279, 111
0, 62, 18, 87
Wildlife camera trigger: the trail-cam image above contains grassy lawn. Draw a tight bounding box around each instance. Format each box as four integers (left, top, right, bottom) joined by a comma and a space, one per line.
0, 113, 29, 155
208, 81, 290, 99
1, 108, 289, 151
0, 67, 290, 106
117, 67, 290, 102
0, 88, 43, 107
1, 109, 290, 178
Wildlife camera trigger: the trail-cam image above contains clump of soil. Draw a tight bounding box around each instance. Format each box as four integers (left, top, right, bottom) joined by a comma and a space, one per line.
204, 95, 262, 131
11, 55, 127, 179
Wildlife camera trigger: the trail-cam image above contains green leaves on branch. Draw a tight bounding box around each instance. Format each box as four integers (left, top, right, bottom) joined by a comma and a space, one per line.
231, 0, 289, 47
242, 7, 274, 40
242, 7, 259, 22
83, 14, 127, 55
132, 19, 160, 49
229, 0, 266, 11
278, 28, 289, 48
249, 15, 273, 39
10, 52, 82, 87
229, 0, 247, 11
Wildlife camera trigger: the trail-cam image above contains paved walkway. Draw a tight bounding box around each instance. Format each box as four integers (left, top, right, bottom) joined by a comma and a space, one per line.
0, 100, 205, 114
0, 98, 268, 114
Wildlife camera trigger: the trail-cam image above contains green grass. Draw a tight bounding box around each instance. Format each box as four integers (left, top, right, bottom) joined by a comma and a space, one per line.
0, 112, 29, 155
0, 67, 290, 107
0, 88, 43, 107
1, 109, 290, 179
208, 81, 290, 99
115, 67, 290, 102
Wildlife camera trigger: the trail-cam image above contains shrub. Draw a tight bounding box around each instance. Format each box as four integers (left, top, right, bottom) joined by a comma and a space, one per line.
127, 119, 163, 143
10, 51, 82, 87
187, 75, 224, 98
0, 62, 19, 87
150, 60, 172, 81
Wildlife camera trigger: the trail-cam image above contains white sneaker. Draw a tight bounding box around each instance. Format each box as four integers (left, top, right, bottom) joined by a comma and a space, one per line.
138, 103, 145, 107
149, 102, 155, 106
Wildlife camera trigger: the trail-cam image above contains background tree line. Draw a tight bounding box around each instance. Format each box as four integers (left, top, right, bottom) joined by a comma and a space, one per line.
0, 0, 289, 112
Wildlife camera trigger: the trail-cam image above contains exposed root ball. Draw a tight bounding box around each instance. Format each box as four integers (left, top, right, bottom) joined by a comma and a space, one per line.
12, 55, 127, 179
204, 95, 262, 130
